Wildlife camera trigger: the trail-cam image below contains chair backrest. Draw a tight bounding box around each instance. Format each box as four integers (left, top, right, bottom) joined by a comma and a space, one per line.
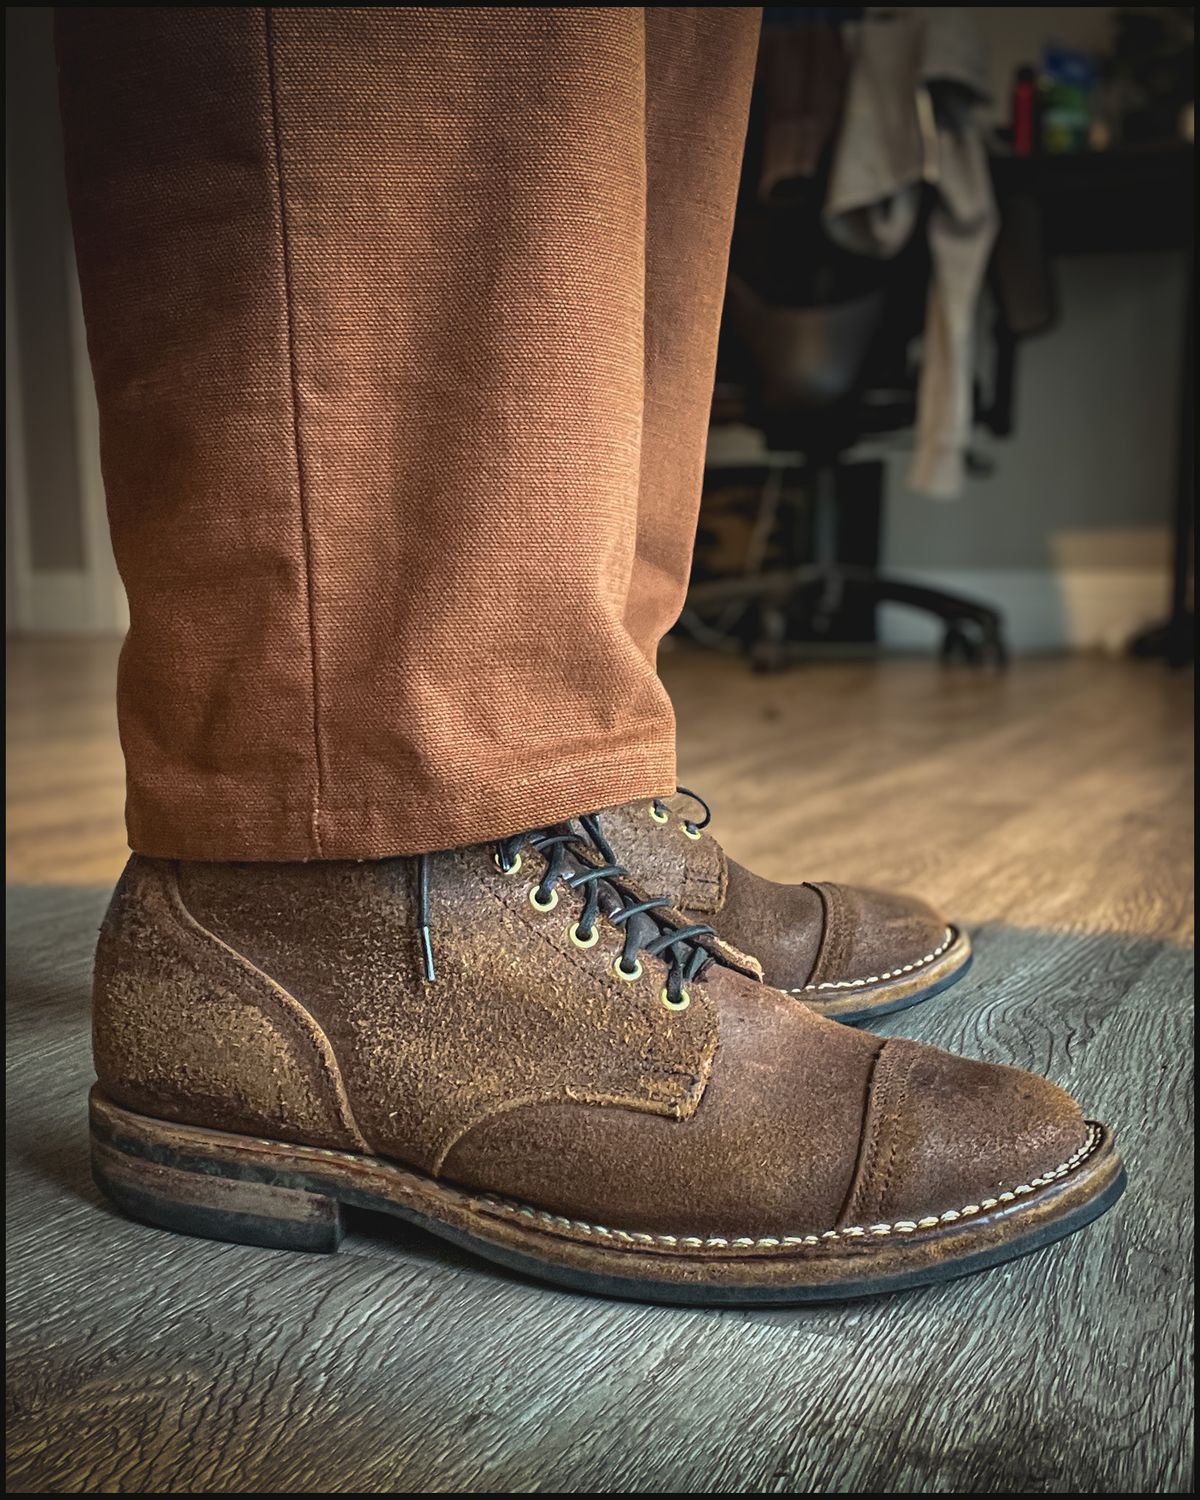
724, 274, 886, 410
718, 187, 931, 453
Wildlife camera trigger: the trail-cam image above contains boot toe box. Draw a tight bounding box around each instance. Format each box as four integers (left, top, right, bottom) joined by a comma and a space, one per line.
845, 1038, 1095, 1230
801, 881, 957, 995
714, 862, 961, 1002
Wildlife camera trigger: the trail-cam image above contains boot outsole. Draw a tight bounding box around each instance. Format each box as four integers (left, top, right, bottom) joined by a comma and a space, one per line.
803, 926, 974, 1026
89, 1086, 1124, 1308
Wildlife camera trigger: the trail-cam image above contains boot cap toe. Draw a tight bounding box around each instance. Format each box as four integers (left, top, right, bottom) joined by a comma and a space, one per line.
843, 1038, 1092, 1229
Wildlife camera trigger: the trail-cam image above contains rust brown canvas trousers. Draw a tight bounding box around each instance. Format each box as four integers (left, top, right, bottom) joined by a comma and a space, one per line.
56, 7, 760, 861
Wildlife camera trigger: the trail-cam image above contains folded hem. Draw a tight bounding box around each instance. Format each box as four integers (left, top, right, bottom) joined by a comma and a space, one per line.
125, 737, 679, 861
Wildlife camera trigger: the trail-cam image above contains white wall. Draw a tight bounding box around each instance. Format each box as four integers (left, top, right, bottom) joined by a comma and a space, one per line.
879, 251, 1184, 653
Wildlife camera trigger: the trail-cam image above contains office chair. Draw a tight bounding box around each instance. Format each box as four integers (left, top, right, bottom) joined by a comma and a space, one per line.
680, 177, 1018, 671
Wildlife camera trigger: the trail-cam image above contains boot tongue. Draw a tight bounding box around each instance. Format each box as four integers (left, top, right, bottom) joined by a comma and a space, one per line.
600, 886, 662, 955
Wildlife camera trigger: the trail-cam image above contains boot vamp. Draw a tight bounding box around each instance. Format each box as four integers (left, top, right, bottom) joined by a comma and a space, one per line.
713, 859, 954, 996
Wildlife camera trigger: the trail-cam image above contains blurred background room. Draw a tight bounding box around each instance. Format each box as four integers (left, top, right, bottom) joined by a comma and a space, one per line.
6, 7, 1195, 1494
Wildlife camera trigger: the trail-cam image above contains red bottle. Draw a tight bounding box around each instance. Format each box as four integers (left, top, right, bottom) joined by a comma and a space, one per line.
1012, 66, 1038, 156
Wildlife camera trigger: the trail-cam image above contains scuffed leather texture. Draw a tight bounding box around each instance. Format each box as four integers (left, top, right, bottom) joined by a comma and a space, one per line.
173, 852, 720, 1173
442, 978, 881, 1236
601, 798, 953, 995
839, 1039, 1087, 1227
599, 798, 729, 913
93, 859, 366, 1152
718, 857, 826, 989
804, 881, 949, 992
93, 848, 1091, 1238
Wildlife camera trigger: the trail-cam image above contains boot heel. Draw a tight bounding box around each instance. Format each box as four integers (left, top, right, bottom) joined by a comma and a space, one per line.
91, 1121, 344, 1254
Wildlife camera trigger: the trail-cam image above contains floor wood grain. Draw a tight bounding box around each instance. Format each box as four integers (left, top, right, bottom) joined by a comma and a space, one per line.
5, 640, 1195, 1493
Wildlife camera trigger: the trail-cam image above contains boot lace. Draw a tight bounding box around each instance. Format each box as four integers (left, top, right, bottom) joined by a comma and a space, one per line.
650, 784, 712, 837
415, 812, 715, 1005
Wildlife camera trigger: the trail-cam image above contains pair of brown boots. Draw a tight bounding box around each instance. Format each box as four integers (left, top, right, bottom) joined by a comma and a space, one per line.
90, 791, 1123, 1305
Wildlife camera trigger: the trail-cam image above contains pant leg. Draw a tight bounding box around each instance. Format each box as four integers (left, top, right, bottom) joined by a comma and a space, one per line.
626, 8, 761, 666
56, 7, 757, 860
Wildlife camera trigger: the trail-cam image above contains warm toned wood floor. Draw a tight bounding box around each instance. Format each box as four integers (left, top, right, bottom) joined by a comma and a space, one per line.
6, 640, 1195, 1493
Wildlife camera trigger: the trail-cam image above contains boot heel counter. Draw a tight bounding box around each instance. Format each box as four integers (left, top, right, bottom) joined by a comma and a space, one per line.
92, 856, 366, 1152
92, 854, 159, 1096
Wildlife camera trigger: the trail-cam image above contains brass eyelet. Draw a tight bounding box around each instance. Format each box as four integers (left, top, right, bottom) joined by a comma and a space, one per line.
612, 956, 643, 982
528, 884, 559, 912
649, 805, 669, 824
682, 824, 701, 840
568, 921, 599, 949
495, 852, 522, 876
661, 987, 691, 1011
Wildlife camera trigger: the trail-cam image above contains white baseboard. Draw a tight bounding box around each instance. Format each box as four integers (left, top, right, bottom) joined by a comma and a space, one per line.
879, 567, 1171, 653
17, 568, 126, 637
22, 570, 95, 635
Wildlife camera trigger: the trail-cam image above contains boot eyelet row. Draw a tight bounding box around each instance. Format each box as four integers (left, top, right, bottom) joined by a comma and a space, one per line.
649, 805, 669, 824
496, 838, 693, 1010
528, 884, 559, 912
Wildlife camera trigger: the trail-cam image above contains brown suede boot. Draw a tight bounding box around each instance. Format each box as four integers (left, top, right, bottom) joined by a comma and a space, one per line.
90, 821, 1122, 1305
600, 790, 973, 1023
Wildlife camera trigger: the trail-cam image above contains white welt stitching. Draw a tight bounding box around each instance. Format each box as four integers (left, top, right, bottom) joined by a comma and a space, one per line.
163, 1110, 1101, 1258
476, 1123, 1104, 1253
791, 926, 956, 993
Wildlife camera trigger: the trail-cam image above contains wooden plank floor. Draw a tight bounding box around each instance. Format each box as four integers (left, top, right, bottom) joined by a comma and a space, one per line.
6, 640, 1195, 1493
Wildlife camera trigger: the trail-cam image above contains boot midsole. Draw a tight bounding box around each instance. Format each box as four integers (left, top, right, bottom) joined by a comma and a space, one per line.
89, 1085, 1123, 1304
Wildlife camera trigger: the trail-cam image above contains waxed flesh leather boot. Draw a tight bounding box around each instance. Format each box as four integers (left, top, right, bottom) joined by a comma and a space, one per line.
89, 817, 1121, 1305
